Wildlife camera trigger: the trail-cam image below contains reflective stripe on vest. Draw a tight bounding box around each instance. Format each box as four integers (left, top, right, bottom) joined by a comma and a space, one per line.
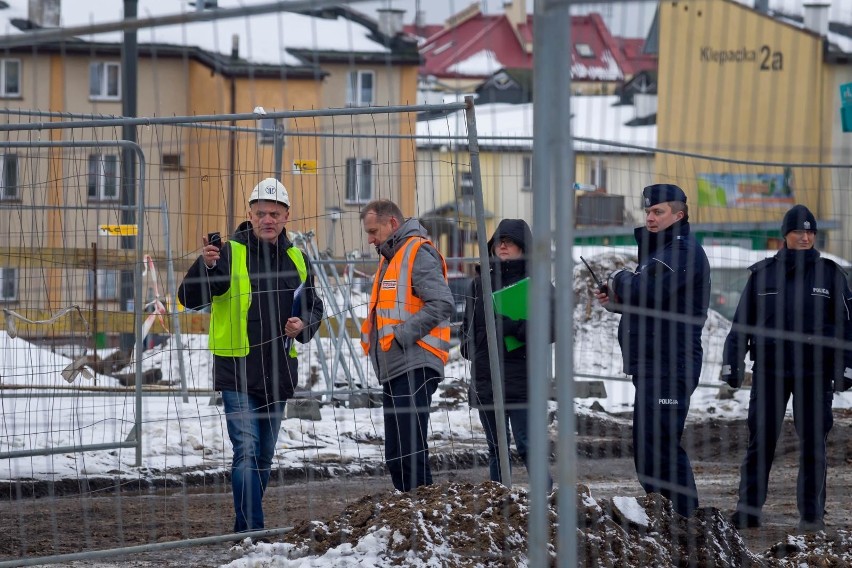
209, 241, 307, 358
360, 237, 451, 364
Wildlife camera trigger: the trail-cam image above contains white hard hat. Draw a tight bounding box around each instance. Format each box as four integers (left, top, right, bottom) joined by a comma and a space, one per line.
248, 178, 290, 207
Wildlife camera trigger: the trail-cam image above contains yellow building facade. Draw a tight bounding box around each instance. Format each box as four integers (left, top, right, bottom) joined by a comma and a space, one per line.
655, 0, 849, 253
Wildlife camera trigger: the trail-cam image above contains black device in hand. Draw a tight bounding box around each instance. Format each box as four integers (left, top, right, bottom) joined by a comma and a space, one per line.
579, 256, 607, 294
207, 232, 222, 250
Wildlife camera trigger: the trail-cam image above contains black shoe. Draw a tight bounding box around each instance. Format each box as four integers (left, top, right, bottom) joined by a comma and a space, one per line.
730, 512, 761, 529
797, 519, 825, 533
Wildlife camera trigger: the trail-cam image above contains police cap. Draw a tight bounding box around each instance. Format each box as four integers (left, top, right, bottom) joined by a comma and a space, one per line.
643, 184, 687, 208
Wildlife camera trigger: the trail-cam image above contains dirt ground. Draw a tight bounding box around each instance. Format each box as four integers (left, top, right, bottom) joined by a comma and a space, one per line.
3, 409, 851, 567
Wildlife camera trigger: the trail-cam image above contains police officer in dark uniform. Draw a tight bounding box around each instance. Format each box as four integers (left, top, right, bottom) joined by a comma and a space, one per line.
595, 183, 711, 518
723, 205, 852, 532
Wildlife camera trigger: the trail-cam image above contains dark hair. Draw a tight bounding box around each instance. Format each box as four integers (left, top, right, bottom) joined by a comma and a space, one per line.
359, 199, 404, 223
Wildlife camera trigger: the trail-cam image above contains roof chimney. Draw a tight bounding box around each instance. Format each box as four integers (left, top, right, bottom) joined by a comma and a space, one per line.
377, 8, 405, 38
27, 0, 60, 28
504, 0, 525, 29
753, 0, 769, 14
803, 0, 831, 36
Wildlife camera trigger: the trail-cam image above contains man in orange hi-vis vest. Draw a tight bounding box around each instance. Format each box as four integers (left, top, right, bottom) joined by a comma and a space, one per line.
360, 199, 454, 492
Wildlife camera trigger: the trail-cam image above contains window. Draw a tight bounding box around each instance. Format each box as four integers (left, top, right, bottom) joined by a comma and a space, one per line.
0, 154, 18, 200
589, 158, 607, 191
345, 158, 372, 203
161, 153, 183, 171
257, 117, 284, 145
575, 43, 595, 58
89, 62, 121, 100
0, 267, 17, 301
0, 59, 20, 97
458, 170, 474, 196
87, 154, 119, 200
346, 70, 374, 107
521, 155, 532, 191
87, 270, 119, 301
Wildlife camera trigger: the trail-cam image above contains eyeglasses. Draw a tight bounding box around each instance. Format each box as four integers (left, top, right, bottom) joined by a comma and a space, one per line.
496, 237, 515, 247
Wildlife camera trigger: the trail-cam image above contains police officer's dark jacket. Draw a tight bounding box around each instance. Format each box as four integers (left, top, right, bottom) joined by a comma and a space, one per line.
178, 221, 324, 403
611, 220, 711, 380
722, 247, 852, 391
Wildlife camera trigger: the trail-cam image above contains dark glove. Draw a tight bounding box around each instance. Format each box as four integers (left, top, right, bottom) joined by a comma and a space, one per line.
720, 363, 745, 389
500, 316, 522, 338
834, 370, 852, 392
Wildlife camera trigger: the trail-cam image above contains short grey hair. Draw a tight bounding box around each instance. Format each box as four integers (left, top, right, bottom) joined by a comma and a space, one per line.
359, 199, 404, 223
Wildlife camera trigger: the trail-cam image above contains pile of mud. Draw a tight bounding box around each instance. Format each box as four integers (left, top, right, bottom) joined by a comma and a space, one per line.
231, 481, 852, 567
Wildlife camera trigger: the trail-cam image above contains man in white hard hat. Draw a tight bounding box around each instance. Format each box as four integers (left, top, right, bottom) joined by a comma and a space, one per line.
179, 177, 324, 536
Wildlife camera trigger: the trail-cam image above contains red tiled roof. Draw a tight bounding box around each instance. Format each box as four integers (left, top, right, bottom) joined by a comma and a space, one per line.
616, 37, 658, 75
419, 10, 642, 82
420, 14, 532, 79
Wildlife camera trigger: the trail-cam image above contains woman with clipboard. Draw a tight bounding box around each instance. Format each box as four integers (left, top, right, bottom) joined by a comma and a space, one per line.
461, 218, 554, 486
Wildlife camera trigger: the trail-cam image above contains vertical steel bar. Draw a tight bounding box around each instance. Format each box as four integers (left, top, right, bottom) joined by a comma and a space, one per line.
120, 0, 139, 358
133, 146, 147, 467
550, 1, 579, 565
91, 242, 98, 386
464, 96, 513, 487
530, 0, 573, 564
274, 127, 284, 180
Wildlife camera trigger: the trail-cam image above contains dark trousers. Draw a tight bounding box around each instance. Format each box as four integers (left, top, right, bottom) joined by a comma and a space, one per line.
478, 406, 530, 483
383, 367, 440, 492
633, 375, 698, 518
736, 375, 833, 522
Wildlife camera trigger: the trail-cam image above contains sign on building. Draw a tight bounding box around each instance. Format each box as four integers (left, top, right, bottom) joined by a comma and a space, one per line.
841, 82, 852, 133
99, 224, 138, 236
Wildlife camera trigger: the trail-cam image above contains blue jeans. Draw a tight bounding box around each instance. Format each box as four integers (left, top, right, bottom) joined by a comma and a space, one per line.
383, 368, 440, 492
221, 390, 285, 533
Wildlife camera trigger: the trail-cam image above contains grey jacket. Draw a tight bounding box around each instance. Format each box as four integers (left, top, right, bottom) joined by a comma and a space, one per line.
365, 218, 454, 382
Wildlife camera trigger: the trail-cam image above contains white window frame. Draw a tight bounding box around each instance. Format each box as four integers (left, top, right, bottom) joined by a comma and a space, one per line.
87, 269, 120, 301
0, 154, 18, 200
589, 157, 607, 190
0, 267, 18, 301
345, 158, 373, 203
257, 117, 284, 145
521, 155, 532, 191
88, 154, 120, 201
0, 59, 21, 97
346, 70, 375, 107
89, 62, 121, 100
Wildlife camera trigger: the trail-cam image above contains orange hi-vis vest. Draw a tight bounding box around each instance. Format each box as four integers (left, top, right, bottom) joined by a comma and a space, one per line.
361, 237, 451, 364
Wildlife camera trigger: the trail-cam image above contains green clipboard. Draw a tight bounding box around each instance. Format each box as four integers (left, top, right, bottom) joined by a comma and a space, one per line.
492, 277, 529, 352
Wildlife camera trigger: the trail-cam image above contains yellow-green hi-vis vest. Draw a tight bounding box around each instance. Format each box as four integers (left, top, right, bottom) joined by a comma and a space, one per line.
209, 241, 307, 358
